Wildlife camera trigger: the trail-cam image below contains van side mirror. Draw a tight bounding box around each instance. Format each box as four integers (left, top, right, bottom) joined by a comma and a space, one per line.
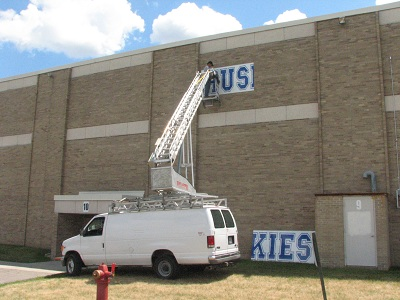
80, 228, 84, 236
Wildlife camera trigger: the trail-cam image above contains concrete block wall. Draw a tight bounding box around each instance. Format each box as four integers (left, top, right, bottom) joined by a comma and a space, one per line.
67, 65, 151, 129
315, 195, 345, 268
25, 69, 71, 249
318, 13, 388, 194
197, 37, 320, 257
373, 194, 390, 270
150, 45, 200, 151
197, 120, 320, 257
0, 84, 36, 245
380, 20, 400, 266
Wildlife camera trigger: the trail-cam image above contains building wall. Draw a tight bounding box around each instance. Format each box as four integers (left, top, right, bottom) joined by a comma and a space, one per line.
25, 70, 71, 249
0, 85, 36, 245
318, 13, 387, 194
380, 17, 400, 266
315, 195, 345, 268
197, 36, 319, 256
0, 4, 399, 266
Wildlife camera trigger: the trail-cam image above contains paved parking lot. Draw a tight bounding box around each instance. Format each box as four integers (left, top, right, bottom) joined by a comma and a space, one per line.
0, 261, 64, 284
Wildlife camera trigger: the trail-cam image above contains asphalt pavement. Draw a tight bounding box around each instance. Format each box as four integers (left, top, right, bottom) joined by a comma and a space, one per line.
0, 260, 65, 284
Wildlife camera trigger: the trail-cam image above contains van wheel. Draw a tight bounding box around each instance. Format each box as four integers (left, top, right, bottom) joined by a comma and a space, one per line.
153, 255, 180, 279
65, 253, 82, 276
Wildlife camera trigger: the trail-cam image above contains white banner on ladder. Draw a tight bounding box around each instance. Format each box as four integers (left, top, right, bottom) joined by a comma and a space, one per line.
210, 63, 254, 96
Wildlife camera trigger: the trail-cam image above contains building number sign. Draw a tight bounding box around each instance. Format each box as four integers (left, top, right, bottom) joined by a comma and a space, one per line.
356, 200, 362, 210
83, 202, 89, 212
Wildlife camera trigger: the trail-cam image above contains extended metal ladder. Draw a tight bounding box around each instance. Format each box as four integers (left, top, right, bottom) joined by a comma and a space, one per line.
148, 71, 211, 167
109, 194, 227, 213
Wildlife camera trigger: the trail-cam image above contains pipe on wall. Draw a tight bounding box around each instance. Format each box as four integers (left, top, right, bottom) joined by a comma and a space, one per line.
363, 170, 377, 192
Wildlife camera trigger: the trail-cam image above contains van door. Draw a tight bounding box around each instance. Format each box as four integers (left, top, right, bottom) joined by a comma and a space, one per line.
221, 209, 239, 252
210, 209, 228, 255
80, 216, 106, 265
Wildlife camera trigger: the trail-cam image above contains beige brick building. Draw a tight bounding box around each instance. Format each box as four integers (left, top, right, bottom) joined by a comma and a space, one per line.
1, 3, 400, 269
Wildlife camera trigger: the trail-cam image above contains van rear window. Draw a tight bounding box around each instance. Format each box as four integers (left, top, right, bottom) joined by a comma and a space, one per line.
211, 210, 225, 228
221, 210, 235, 228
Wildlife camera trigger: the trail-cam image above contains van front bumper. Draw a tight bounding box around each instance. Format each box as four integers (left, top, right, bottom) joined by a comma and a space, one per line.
208, 251, 241, 264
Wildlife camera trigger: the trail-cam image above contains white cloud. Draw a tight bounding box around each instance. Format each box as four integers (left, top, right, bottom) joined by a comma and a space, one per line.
264, 9, 307, 25
376, 0, 399, 5
0, 0, 145, 58
150, 2, 242, 44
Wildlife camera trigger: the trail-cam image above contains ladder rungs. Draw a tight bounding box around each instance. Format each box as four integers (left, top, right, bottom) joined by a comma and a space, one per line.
109, 195, 226, 213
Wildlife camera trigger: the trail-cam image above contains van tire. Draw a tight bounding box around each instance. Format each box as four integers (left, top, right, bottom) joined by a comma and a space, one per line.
65, 253, 82, 276
153, 255, 180, 279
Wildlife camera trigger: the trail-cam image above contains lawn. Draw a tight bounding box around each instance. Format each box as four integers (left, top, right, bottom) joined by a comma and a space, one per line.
1, 260, 399, 300
0, 244, 50, 263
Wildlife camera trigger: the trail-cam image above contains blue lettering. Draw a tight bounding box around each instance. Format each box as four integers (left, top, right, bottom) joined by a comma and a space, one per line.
236, 66, 249, 90
251, 64, 254, 89
296, 233, 312, 262
267, 232, 277, 260
251, 232, 267, 260
221, 68, 234, 92
279, 233, 295, 261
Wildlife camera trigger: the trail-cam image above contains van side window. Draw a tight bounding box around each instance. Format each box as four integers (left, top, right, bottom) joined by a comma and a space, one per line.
211, 210, 225, 228
221, 210, 235, 228
84, 217, 105, 237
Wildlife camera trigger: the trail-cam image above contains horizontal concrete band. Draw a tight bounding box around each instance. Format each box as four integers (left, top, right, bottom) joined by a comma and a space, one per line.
68, 103, 319, 140
0, 133, 32, 148
385, 95, 400, 111
199, 103, 319, 128
66, 120, 150, 141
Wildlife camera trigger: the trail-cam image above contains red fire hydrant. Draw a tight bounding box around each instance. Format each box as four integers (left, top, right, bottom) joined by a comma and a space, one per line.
92, 263, 116, 300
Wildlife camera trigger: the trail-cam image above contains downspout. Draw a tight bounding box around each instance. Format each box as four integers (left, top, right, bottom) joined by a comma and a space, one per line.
363, 170, 377, 192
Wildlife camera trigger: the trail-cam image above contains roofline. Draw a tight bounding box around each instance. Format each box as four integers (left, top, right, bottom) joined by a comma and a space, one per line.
1, 1, 400, 83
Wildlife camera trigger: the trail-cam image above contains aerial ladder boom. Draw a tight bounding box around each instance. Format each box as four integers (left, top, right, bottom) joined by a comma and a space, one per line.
149, 71, 210, 167
148, 70, 213, 195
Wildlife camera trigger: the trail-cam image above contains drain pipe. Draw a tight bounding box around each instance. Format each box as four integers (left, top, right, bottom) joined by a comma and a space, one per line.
363, 171, 377, 192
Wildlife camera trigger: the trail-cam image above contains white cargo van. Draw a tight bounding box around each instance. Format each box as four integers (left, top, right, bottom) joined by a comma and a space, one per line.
60, 198, 240, 279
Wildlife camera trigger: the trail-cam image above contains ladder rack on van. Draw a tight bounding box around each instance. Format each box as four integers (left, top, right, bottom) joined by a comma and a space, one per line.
109, 194, 227, 213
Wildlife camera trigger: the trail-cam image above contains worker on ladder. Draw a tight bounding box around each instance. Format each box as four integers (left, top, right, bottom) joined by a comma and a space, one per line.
203, 61, 220, 98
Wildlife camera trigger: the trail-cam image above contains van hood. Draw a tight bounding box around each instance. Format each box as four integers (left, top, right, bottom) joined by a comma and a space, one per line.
62, 234, 80, 255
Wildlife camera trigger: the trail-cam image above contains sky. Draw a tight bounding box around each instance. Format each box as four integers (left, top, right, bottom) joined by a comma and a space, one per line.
0, 0, 398, 80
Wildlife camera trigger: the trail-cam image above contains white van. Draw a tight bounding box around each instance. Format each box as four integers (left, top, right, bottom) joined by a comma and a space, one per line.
60, 198, 240, 279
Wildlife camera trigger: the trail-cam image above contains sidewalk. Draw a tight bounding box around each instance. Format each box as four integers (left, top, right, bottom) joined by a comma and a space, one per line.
0, 261, 64, 284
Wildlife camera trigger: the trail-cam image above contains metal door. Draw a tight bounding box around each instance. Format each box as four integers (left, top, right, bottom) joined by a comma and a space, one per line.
343, 196, 377, 267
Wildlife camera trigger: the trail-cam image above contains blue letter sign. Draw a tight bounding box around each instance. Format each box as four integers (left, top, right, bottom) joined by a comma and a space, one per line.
208, 63, 254, 97
251, 230, 315, 264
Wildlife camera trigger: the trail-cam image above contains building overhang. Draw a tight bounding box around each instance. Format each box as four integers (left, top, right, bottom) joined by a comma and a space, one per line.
54, 191, 144, 214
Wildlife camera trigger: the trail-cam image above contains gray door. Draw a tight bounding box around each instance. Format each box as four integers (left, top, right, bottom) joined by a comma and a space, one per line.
343, 196, 377, 267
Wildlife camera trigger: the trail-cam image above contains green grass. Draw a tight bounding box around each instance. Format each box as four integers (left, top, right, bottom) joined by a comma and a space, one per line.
235, 259, 400, 281
1, 260, 400, 299
0, 244, 51, 263
1, 255, 400, 299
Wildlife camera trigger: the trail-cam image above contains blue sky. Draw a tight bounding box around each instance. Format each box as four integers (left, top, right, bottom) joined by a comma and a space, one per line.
0, 0, 398, 79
